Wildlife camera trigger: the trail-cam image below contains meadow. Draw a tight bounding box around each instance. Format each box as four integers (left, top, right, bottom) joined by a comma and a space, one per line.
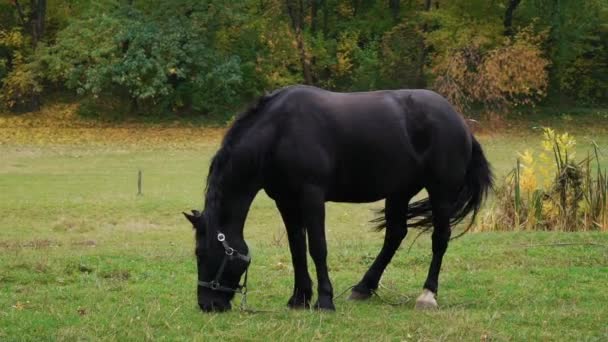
1, 108, 608, 341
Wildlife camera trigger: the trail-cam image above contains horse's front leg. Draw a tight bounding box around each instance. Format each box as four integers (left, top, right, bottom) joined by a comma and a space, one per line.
276, 200, 313, 309
301, 186, 335, 311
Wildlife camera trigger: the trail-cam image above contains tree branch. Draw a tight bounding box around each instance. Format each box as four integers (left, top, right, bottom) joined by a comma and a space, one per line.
13, 0, 28, 28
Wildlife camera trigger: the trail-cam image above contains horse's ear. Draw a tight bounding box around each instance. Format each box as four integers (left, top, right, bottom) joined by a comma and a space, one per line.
183, 211, 199, 226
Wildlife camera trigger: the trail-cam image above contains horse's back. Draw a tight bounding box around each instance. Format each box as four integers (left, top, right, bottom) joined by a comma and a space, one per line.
262, 86, 473, 202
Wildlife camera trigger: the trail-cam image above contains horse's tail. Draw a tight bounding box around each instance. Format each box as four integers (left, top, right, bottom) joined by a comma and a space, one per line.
373, 136, 493, 235
444, 136, 493, 236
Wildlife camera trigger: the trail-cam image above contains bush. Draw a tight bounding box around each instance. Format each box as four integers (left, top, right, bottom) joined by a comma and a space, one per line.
0, 61, 43, 111
0, 28, 43, 111
38, 5, 244, 117
432, 26, 549, 115
478, 128, 607, 232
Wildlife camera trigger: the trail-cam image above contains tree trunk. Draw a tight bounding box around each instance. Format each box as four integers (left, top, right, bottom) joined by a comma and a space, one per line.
286, 0, 313, 85
415, 0, 433, 88
13, 0, 46, 48
295, 27, 313, 85
311, 0, 318, 33
503, 0, 522, 36
389, 0, 400, 22
25, 0, 46, 49
13, 0, 45, 111
322, 0, 328, 36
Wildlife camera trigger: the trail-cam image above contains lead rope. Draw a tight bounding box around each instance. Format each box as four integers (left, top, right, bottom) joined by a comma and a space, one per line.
239, 269, 249, 311
238, 269, 279, 314
373, 282, 412, 306
333, 283, 412, 306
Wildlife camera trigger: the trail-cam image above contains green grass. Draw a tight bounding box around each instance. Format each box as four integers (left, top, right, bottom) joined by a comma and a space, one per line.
1, 128, 608, 341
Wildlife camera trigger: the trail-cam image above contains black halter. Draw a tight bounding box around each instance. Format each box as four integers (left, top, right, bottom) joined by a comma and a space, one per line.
198, 232, 251, 294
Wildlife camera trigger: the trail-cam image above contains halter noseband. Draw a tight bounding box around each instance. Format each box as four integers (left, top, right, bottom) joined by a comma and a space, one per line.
198, 232, 251, 294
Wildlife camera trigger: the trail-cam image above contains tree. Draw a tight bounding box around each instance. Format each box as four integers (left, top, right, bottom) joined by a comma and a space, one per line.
285, 0, 313, 85
13, 0, 46, 49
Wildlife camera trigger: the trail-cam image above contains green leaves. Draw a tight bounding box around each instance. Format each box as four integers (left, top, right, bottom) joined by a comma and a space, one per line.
36, 3, 243, 116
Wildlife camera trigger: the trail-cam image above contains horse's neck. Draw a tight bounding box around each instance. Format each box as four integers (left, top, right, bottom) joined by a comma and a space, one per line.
205, 127, 269, 241
228, 191, 256, 235
205, 161, 259, 241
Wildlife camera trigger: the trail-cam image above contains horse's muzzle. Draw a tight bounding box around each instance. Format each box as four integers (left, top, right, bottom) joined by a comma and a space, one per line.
199, 299, 232, 312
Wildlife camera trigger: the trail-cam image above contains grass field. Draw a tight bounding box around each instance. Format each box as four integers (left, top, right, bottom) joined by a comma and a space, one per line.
1, 111, 608, 341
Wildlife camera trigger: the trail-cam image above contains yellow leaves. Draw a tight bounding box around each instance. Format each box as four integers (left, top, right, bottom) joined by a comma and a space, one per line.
256, 22, 301, 88
541, 127, 557, 151
336, 2, 354, 18
538, 151, 555, 189
542, 127, 576, 160
515, 128, 578, 199
432, 24, 549, 114
518, 150, 537, 194
12, 301, 27, 310
541, 200, 559, 220
335, 53, 352, 76
0, 103, 225, 149
332, 31, 359, 77
520, 149, 534, 166
214, 29, 233, 53
0, 28, 27, 49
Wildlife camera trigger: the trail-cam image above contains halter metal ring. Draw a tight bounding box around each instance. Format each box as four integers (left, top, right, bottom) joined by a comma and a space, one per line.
217, 233, 225, 242
225, 247, 234, 256
210, 281, 220, 290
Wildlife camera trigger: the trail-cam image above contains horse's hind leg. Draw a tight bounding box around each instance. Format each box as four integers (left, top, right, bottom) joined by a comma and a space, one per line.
350, 196, 409, 300
276, 200, 313, 309
415, 191, 453, 310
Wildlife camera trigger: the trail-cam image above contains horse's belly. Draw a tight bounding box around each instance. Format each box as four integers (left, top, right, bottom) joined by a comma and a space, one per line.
325, 190, 385, 203
326, 165, 414, 203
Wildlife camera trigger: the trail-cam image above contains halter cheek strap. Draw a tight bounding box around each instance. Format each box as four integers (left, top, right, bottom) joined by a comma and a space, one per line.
198, 232, 251, 293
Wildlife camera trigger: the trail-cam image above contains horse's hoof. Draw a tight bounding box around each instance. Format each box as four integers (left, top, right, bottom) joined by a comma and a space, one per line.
415, 289, 438, 310
287, 296, 311, 310
314, 296, 336, 311
287, 302, 310, 310
348, 289, 372, 301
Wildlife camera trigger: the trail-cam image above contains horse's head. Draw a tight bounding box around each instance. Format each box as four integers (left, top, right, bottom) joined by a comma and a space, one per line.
184, 210, 250, 312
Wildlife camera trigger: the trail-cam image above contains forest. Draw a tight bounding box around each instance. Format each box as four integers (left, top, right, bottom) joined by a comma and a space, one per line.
1, 0, 607, 119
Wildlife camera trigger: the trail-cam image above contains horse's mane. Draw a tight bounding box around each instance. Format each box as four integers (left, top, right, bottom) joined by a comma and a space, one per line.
203, 88, 286, 230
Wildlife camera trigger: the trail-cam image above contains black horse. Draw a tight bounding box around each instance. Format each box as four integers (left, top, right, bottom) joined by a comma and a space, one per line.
184, 85, 492, 312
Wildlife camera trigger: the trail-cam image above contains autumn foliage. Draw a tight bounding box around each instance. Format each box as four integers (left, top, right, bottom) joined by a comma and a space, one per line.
1, 1, 607, 118
433, 26, 549, 115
